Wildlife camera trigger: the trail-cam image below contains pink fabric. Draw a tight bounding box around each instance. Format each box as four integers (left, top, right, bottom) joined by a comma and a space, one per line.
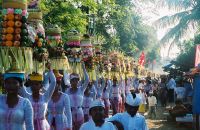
110, 85, 122, 115
103, 98, 110, 117
67, 88, 85, 130
32, 102, 50, 130
120, 96, 125, 112
67, 41, 80, 46
111, 97, 121, 115
7, 8, 14, 14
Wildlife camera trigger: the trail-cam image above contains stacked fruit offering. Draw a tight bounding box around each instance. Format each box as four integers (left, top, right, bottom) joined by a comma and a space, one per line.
66, 30, 82, 63
65, 30, 83, 75
1, 8, 29, 47
27, 1, 47, 74
0, 0, 33, 73
109, 51, 122, 80
46, 24, 62, 47
81, 34, 94, 67
80, 34, 96, 80
124, 57, 134, 78
46, 24, 69, 71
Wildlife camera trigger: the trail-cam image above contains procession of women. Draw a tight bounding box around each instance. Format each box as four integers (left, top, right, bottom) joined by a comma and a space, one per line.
0, 0, 166, 130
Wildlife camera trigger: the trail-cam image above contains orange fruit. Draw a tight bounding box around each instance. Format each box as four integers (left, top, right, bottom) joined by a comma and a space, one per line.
7, 20, 15, 27
5, 41, 13, 46
6, 27, 14, 34
6, 34, 13, 41
7, 14, 14, 20
35, 35, 39, 40
37, 42, 43, 47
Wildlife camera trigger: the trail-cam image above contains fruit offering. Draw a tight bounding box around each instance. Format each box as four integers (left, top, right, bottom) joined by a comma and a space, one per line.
1, 8, 29, 47
66, 30, 82, 63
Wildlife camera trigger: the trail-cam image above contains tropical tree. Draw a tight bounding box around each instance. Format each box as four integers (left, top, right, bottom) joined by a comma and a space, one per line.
39, 0, 159, 59
40, 1, 89, 39
155, 0, 200, 47
174, 34, 200, 71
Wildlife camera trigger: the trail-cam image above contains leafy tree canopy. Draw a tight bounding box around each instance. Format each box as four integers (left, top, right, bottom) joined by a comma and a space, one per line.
0, 0, 160, 62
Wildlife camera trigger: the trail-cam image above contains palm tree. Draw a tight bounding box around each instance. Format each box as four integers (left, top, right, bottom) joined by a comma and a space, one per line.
154, 0, 200, 54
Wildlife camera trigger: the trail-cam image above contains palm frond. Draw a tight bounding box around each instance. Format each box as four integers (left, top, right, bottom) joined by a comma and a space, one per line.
154, 10, 191, 28
159, 0, 195, 11
160, 12, 198, 44
167, 39, 181, 56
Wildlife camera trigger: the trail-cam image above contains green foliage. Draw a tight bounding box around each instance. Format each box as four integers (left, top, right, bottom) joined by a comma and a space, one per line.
39, 0, 159, 60
40, 1, 88, 40
175, 34, 200, 71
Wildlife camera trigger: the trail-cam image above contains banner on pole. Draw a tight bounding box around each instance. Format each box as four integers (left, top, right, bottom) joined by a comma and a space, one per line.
195, 45, 200, 67
138, 52, 145, 67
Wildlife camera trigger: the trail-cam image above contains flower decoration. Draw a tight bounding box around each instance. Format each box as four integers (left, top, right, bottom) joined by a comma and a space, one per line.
15, 9, 23, 14
7, 8, 14, 14
2, 9, 7, 15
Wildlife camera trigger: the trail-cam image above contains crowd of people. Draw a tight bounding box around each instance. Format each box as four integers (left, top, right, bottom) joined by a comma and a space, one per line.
0, 0, 196, 130
0, 62, 195, 130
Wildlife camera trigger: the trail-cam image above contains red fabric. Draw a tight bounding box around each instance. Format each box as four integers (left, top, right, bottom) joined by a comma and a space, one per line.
56, 77, 62, 81
195, 45, 200, 67
138, 52, 145, 66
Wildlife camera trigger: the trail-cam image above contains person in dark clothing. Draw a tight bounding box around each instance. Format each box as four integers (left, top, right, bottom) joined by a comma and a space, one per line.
160, 87, 168, 107
167, 76, 176, 103
169, 100, 188, 120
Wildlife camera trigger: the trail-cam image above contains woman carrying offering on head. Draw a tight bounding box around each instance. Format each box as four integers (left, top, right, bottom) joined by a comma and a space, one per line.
47, 70, 72, 130
65, 63, 89, 130
0, 72, 34, 130
19, 62, 56, 130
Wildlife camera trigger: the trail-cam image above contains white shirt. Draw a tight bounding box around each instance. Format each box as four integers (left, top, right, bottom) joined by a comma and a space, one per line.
148, 96, 157, 106
175, 87, 186, 99
108, 112, 149, 130
167, 78, 176, 89
63, 72, 70, 86
110, 84, 121, 98
137, 93, 146, 104
80, 119, 116, 130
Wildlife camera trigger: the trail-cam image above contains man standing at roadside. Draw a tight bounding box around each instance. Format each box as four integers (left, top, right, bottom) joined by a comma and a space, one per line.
167, 75, 176, 103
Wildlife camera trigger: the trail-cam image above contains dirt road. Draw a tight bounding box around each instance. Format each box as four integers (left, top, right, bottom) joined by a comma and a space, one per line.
146, 106, 191, 130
